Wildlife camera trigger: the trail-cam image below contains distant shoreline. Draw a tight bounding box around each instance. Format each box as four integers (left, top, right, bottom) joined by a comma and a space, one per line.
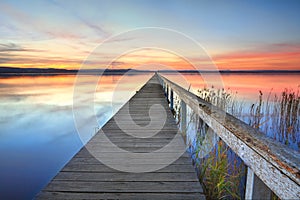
0, 67, 299, 76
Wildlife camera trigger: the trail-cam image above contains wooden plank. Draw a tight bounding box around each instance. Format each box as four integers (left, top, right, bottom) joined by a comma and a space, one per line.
37, 192, 205, 200
36, 74, 204, 199
80, 137, 183, 144
79, 148, 187, 153
54, 172, 199, 182
43, 181, 202, 193
67, 156, 193, 165
86, 142, 183, 148
62, 164, 197, 173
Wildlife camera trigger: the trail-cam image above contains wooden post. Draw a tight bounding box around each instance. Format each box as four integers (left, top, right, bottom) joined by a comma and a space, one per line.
170, 89, 174, 110
245, 167, 272, 199
245, 167, 255, 199
166, 84, 169, 99
180, 100, 187, 133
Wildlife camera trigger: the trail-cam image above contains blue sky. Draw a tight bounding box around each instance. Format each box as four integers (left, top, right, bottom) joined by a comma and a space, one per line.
0, 0, 300, 70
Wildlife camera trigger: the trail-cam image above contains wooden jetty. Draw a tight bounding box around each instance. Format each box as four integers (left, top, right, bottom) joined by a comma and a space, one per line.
36, 75, 205, 199
36, 73, 299, 199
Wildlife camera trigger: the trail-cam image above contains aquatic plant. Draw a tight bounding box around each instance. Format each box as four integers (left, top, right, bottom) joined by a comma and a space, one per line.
194, 86, 300, 199
247, 87, 299, 148
177, 85, 298, 199
198, 140, 245, 200
198, 85, 300, 149
187, 88, 247, 199
197, 86, 245, 118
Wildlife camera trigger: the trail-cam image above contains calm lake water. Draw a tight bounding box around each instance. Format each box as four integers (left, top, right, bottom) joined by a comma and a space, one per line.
0, 73, 299, 199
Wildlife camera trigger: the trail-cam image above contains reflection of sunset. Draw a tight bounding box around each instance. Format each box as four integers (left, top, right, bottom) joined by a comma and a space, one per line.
0, 74, 153, 107
0, 75, 74, 86
0, 75, 76, 106
2, 73, 298, 107
164, 73, 300, 101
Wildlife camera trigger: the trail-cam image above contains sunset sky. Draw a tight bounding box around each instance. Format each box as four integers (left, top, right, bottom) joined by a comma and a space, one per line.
0, 0, 300, 70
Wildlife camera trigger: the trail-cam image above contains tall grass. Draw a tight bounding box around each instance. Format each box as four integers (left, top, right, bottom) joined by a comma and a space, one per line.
197, 140, 245, 200
198, 86, 300, 149
192, 86, 299, 199
192, 87, 247, 199
247, 87, 299, 148
198, 86, 237, 112
197, 86, 245, 118
171, 85, 299, 199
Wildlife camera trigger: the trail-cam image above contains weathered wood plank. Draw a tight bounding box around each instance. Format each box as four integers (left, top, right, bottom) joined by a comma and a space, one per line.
67, 156, 193, 165
54, 172, 199, 182
98, 135, 179, 141
37, 192, 205, 200
80, 147, 187, 153
62, 164, 197, 173
43, 181, 202, 193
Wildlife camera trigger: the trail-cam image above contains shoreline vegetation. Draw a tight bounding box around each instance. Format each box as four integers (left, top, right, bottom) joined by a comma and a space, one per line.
192, 85, 299, 199
1, 66, 300, 76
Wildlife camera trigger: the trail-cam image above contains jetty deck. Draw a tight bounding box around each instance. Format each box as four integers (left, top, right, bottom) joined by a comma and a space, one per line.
36, 75, 205, 199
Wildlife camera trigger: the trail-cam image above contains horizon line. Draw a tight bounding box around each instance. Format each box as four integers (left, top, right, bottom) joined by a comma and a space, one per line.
0, 67, 300, 74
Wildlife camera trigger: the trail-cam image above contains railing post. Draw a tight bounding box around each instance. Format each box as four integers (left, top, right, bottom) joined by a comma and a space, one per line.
180, 100, 186, 133
245, 167, 254, 199
245, 167, 272, 199
170, 89, 174, 110
166, 84, 169, 99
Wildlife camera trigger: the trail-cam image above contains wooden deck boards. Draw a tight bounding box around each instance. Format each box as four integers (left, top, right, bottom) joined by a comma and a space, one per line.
36, 75, 205, 199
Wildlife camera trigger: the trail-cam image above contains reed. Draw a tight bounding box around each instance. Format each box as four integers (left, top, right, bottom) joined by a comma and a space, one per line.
248, 87, 299, 147
198, 140, 245, 200
174, 85, 299, 199
194, 86, 299, 199
193, 87, 247, 199
198, 86, 300, 148
197, 86, 244, 118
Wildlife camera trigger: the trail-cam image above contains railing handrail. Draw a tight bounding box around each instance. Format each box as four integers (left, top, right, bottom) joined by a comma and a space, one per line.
157, 73, 299, 199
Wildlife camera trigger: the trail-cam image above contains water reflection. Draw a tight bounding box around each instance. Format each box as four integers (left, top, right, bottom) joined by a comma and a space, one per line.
0, 73, 152, 199
163, 73, 300, 101
165, 73, 300, 150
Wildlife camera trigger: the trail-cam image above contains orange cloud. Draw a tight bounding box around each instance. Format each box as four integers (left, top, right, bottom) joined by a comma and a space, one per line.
2, 42, 300, 71
111, 45, 300, 71
211, 47, 300, 70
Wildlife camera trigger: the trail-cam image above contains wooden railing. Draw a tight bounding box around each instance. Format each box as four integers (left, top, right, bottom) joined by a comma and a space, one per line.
157, 73, 300, 199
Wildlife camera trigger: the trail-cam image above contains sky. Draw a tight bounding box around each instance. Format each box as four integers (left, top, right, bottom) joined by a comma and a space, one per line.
0, 0, 300, 70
